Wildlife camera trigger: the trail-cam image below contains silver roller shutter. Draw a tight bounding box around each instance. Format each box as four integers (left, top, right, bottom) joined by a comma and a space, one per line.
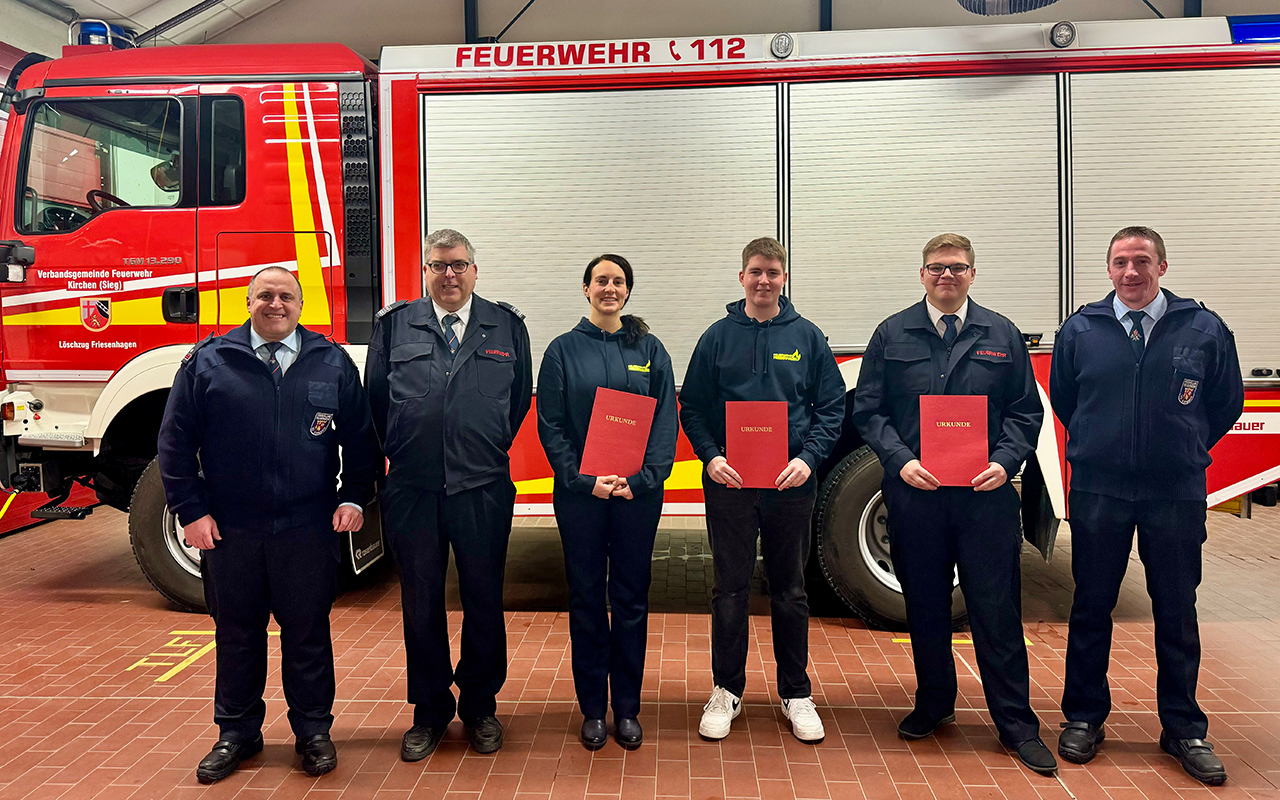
788, 75, 1061, 348
422, 86, 778, 384
1071, 68, 1280, 375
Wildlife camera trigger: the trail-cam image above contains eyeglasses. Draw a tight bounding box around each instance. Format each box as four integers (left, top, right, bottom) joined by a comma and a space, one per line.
426, 261, 473, 275
923, 262, 973, 276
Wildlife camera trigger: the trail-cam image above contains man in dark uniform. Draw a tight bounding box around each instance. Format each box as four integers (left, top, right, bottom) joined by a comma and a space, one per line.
365, 228, 533, 760
1051, 226, 1243, 785
852, 233, 1055, 775
159, 266, 380, 784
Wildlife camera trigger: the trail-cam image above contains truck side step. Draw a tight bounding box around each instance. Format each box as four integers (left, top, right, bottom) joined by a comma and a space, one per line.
31, 501, 94, 521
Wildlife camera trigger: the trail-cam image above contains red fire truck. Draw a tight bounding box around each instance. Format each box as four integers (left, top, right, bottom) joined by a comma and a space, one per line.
2, 15, 1279, 628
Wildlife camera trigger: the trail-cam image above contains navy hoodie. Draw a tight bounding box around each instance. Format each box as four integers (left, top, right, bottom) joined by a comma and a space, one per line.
1050, 289, 1244, 501
679, 297, 845, 470
537, 318, 678, 496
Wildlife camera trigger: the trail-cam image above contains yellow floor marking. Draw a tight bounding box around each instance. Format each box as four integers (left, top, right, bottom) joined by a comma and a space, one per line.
125, 630, 281, 682
155, 641, 216, 682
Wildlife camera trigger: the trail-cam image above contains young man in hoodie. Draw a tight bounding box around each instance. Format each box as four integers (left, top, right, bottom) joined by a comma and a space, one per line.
851, 233, 1055, 775
680, 237, 845, 743
1051, 227, 1243, 785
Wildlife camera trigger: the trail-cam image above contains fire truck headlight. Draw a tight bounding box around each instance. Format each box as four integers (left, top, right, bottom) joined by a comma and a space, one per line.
1050, 21, 1076, 49
1, 403, 14, 422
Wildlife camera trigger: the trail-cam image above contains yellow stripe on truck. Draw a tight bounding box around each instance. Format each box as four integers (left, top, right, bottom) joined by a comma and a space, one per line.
5, 295, 167, 326
513, 458, 706, 495
281, 83, 331, 326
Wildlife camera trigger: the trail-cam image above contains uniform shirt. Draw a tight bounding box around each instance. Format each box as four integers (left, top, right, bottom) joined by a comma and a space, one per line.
159, 322, 381, 534
249, 327, 299, 374
852, 297, 1042, 480
433, 296, 472, 344
1050, 289, 1243, 500
1113, 290, 1167, 340
925, 298, 970, 338
366, 293, 533, 494
249, 326, 361, 512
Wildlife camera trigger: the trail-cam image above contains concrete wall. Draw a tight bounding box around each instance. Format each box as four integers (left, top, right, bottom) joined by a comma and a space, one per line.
207, 0, 1279, 60
1, 0, 68, 57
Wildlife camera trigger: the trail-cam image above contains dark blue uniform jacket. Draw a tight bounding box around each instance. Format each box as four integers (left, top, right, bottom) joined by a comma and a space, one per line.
679, 297, 845, 470
365, 294, 533, 495
852, 298, 1043, 479
537, 318, 678, 496
158, 322, 381, 535
1050, 289, 1244, 501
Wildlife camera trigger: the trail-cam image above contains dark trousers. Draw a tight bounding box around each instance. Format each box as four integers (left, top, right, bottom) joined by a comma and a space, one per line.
702, 473, 813, 699
553, 487, 663, 719
384, 478, 516, 728
202, 528, 339, 742
1062, 490, 1208, 739
883, 476, 1040, 744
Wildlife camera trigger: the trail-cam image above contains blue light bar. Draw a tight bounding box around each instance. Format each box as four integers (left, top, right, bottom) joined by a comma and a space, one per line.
1229, 15, 1280, 44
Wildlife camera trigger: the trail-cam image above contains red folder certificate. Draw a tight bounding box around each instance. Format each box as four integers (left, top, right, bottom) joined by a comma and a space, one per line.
725, 401, 789, 489
919, 394, 989, 487
579, 387, 657, 478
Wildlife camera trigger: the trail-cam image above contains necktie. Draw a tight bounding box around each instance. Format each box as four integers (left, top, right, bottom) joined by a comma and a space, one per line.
263, 341, 284, 384
941, 314, 959, 348
443, 314, 460, 357
1126, 310, 1146, 360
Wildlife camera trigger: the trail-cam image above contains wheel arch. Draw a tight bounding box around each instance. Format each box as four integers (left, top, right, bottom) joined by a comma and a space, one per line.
85, 345, 188, 445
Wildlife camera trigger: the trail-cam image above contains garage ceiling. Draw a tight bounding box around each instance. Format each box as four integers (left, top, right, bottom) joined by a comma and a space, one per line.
57, 0, 286, 45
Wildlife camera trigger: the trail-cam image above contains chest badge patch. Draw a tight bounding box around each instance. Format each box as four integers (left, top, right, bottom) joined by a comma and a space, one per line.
1179, 378, 1199, 406
773, 349, 801, 362
311, 412, 334, 436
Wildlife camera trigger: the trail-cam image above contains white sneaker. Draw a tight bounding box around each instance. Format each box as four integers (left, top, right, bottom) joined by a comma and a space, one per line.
699, 686, 742, 740
782, 697, 825, 743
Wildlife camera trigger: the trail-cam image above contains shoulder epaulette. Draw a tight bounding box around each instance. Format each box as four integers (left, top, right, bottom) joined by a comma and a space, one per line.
497, 301, 526, 320
1198, 301, 1235, 337
375, 300, 408, 321
1055, 304, 1087, 336
180, 333, 216, 366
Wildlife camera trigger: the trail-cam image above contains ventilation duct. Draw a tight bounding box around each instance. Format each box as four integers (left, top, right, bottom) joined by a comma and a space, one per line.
957, 0, 1063, 13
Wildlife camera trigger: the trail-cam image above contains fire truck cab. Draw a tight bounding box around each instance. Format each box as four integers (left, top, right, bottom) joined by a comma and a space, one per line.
3, 16, 1280, 628
0, 43, 381, 610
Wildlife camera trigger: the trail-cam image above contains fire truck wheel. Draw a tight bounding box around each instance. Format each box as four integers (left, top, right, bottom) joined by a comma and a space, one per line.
129, 458, 208, 613
813, 446, 968, 631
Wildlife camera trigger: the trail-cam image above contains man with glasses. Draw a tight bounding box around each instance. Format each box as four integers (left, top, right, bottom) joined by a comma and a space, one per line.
366, 228, 533, 760
852, 233, 1054, 775
1051, 227, 1242, 785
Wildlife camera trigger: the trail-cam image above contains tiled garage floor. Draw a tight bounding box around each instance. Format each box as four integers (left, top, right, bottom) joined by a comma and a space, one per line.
0, 504, 1277, 800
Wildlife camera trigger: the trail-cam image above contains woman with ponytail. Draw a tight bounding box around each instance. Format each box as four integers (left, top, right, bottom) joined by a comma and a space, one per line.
536, 254, 677, 750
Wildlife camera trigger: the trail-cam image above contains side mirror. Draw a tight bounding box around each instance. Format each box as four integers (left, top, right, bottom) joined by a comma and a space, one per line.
0, 241, 33, 283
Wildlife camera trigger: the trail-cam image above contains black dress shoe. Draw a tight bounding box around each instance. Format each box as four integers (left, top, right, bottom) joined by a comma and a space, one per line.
196, 735, 263, 784
615, 717, 643, 750
465, 715, 504, 754
401, 724, 446, 762
897, 708, 956, 740
295, 734, 337, 777
1005, 737, 1058, 775
580, 718, 607, 750
1161, 733, 1227, 786
1058, 721, 1105, 764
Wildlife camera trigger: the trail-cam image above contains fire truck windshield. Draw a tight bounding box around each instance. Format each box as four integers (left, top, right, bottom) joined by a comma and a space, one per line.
18, 97, 182, 234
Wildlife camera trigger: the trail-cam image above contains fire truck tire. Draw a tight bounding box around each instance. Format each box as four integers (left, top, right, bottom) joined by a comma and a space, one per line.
129, 458, 208, 613
813, 446, 968, 631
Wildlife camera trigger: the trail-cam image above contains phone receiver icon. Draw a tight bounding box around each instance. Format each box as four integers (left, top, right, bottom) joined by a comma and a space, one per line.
669, 40, 682, 61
